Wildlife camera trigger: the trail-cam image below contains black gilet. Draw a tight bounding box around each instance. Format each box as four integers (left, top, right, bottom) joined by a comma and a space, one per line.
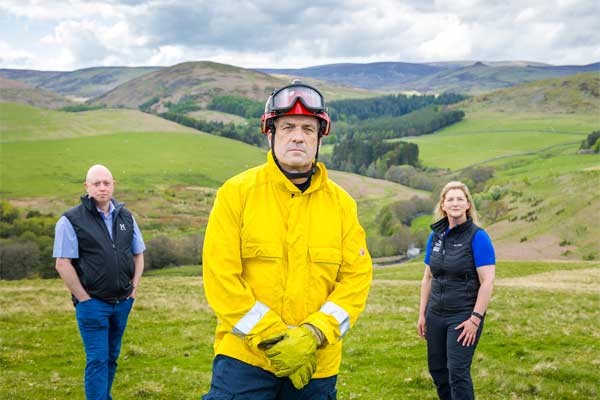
64, 195, 135, 303
427, 217, 481, 315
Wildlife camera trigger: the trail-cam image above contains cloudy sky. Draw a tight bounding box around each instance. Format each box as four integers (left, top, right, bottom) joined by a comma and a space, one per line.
1, 0, 599, 71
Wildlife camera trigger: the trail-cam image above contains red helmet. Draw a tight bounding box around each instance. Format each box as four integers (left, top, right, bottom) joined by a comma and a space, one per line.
260, 80, 331, 136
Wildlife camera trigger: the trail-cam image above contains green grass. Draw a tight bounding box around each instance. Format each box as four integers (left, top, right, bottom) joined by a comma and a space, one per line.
186, 109, 248, 125
401, 112, 599, 170
144, 265, 202, 277
1, 260, 598, 399
0, 102, 196, 142
0, 132, 265, 198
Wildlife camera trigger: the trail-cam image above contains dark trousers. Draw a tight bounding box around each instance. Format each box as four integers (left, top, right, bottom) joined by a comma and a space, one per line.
202, 355, 337, 400
75, 297, 134, 400
426, 310, 484, 400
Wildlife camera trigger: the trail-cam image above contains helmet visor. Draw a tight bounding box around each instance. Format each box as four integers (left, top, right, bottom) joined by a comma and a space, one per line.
270, 84, 325, 113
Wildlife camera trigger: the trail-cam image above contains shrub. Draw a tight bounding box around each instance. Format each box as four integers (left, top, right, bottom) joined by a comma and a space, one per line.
144, 233, 204, 270
579, 130, 600, 151
0, 240, 41, 280
145, 236, 179, 269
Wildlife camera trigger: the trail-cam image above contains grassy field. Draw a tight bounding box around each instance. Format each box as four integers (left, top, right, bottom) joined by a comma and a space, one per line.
0, 131, 265, 198
400, 112, 599, 170
186, 109, 248, 125
0, 103, 200, 142
1, 260, 598, 399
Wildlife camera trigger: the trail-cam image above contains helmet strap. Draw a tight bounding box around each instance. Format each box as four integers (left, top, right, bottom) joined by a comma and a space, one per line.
270, 126, 318, 181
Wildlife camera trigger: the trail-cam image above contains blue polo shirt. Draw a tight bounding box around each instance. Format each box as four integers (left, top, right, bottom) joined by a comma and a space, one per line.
53, 201, 145, 258
424, 229, 495, 267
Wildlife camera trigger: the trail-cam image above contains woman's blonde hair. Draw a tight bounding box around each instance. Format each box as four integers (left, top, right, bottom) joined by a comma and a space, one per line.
434, 181, 479, 224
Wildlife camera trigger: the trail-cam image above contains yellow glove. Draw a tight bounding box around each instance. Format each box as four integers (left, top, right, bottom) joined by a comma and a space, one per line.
288, 353, 316, 389
255, 332, 287, 352
264, 325, 319, 377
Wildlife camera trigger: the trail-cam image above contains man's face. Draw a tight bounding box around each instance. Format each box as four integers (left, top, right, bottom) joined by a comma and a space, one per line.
85, 168, 114, 203
269, 115, 320, 172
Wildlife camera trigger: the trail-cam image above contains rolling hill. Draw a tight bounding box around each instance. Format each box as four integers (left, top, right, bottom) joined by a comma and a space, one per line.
258, 61, 600, 94
410, 62, 600, 94
0, 77, 73, 109
89, 61, 295, 109
0, 66, 161, 99
395, 73, 600, 260
1, 63, 598, 261
91, 61, 376, 110
0, 101, 423, 242
258, 61, 445, 91
460, 71, 600, 114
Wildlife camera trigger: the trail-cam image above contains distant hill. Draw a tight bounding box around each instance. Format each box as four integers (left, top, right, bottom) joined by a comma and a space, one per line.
258, 61, 600, 94
0, 77, 73, 109
258, 62, 444, 92
90, 61, 375, 110
461, 72, 600, 113
410, 62, 600, 94
0, 66, 161, 99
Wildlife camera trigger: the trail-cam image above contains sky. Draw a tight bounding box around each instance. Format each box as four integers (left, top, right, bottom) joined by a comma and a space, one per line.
1, 0, 599, 71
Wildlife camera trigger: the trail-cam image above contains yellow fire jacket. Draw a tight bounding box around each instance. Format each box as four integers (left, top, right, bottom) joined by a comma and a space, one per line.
203, 151, 373, 378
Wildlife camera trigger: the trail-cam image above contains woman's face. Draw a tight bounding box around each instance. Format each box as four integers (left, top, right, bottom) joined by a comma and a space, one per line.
442, 188, 470, 220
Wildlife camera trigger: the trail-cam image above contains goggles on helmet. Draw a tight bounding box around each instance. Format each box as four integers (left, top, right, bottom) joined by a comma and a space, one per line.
268, 84, 326, 113
261, 81, 331, 136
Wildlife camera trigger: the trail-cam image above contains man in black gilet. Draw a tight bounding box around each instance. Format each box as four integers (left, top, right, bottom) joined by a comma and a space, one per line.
53, 164, 145, 400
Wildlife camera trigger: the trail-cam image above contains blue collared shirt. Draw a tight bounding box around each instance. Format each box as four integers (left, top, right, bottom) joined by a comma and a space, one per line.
53, 201, 146, 258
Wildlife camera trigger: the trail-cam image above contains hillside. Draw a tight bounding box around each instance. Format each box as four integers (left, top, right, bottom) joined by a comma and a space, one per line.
485, 145, 600, 261
258, 61, 444, 91
259, 61, 599, 94
0, 77, 73, 109
91, 61, 375, 110
460, 72, 600, 113
0, 66, 161, 99
411, 62, 600, 94
0, 69, 62, 86
0, 102, 197, 142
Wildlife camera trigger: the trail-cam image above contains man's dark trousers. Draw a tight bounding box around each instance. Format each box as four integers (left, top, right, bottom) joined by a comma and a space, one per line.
426, 310, 484, 400
203, 355, 337, 400
76, 297, 134, 400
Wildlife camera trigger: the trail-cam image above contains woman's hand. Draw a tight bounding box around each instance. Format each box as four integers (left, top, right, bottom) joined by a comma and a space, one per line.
455, 316, 480, 346
417, 315, 427, 339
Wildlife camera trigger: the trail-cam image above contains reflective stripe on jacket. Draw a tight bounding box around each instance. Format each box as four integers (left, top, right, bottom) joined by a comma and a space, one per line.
202, 151, 373, 378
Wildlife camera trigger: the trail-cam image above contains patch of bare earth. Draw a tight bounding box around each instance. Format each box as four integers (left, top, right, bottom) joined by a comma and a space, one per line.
496, 268, 600, 293
9, 198, 71, 214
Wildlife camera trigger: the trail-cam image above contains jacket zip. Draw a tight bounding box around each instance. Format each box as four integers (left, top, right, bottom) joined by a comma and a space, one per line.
94, 204, 122, 302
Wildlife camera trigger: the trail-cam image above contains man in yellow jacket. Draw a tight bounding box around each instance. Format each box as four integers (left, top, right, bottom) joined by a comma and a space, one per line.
202, 80, 373, 400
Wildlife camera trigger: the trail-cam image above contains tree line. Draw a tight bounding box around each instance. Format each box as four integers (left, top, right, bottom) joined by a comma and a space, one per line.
328, 137, 419, 177
328, 92, 467, 122
159, 112, 265, 147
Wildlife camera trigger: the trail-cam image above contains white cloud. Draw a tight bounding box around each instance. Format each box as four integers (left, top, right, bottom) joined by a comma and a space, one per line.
418, 17, 472, 60
0, 41, 36, 68
0, 0, 598, 70
148, 45, 187, 66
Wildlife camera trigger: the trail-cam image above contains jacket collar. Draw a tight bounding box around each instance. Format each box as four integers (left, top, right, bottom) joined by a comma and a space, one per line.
430, 217, 473, 235
266, 150, 328, 194
80, 194, 123, 213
